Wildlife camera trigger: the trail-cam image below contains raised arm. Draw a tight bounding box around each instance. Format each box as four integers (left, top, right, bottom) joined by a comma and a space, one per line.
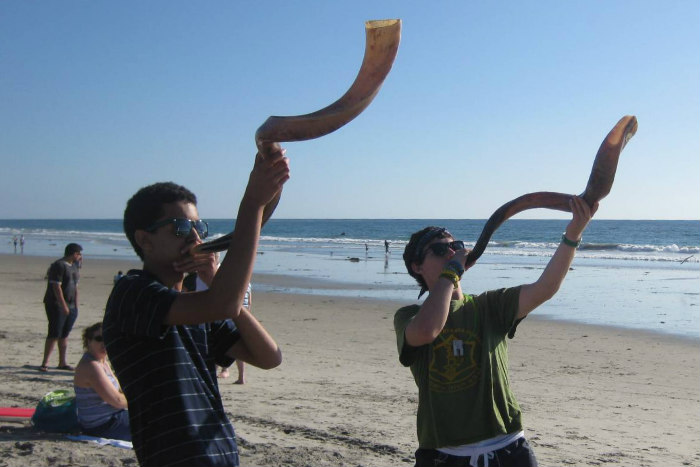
404, 248, 471, 347
175, 256, 280, 368
165, 150, 290, 325
517, 196, 597, 319
404, 278, 455, 347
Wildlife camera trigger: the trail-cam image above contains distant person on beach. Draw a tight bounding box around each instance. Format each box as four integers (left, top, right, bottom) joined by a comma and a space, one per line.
218, 283, 252, 384
20, 234, 25, 254
385, 239, 390, 254
13, 235, 18, 253
39, 242, 83, 372
103, 149, 289, 466
74, 322, 130, 441
394, 196, 597, 467
234, 283, 252, 384
113, 270, 124, 285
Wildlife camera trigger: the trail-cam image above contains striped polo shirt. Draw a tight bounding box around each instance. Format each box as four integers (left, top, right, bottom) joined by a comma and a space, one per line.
103, 269, 241, 466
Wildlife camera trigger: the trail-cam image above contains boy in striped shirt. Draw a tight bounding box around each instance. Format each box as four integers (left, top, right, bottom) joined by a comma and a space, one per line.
104, 150, 289, 466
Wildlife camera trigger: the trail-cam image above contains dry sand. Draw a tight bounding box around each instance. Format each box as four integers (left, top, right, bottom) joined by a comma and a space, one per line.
0, 253, 698, 466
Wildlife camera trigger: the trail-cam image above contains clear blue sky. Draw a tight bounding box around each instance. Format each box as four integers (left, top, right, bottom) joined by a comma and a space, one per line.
1, 1, 698, 220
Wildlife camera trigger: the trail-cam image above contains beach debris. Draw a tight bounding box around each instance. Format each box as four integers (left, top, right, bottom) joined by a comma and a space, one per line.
14, 441, 34, 454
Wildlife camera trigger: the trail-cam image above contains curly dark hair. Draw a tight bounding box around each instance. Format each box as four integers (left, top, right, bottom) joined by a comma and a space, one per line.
123, 182, 197, 259
82, 322, 103, 350
403, 226, 453, 292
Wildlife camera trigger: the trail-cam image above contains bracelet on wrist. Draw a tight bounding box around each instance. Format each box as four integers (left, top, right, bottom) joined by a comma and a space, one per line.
561, 233, 581, 248
444, 260, 465, 277
439, 269, 460, 287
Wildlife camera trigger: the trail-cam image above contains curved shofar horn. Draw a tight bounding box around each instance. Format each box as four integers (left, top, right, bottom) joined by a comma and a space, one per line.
196, 19, 401, 254
465, 115, 637, 268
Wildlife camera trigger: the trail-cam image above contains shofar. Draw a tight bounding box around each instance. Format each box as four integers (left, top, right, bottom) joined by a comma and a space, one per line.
465, 115, 638, 268
197, 19, 401, 254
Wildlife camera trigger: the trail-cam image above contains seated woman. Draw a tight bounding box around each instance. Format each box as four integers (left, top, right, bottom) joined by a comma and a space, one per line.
73, 322, 130, 441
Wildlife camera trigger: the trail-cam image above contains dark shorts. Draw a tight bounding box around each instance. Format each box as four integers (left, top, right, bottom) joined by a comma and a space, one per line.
45, 304, 78, 338
82, 409, 131, 442
415, 437, 537, 467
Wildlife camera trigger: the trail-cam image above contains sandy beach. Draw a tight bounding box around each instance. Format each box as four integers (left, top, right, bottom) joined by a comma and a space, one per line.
0, 253, 698, 466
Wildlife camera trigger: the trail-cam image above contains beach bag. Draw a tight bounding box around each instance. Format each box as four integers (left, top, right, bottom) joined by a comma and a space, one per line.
31, 389, 79, 433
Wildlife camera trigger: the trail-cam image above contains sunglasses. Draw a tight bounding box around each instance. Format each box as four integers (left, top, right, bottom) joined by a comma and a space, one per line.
145, 218, 209, 239
423, 240, 465, 258
92, 335, 104, 342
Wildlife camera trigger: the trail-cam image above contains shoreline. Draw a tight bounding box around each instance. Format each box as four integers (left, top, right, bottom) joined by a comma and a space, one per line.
3, 253, 695, 342
1, 254, 698, 466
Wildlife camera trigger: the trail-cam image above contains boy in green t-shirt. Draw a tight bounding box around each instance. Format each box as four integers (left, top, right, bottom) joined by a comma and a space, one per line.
394, 196, 596, 467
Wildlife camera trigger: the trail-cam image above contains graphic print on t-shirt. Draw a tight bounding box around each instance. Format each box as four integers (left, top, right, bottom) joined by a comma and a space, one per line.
429, 327, 480, 393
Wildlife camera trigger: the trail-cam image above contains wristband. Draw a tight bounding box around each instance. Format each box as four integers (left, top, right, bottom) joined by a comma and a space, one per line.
439, 269, 460, 287
561, 233, 581, 248
444, 260, 465, 278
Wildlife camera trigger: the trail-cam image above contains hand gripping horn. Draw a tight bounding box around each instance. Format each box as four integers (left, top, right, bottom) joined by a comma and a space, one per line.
196, 19, 401, 254
465, 115, 638, 268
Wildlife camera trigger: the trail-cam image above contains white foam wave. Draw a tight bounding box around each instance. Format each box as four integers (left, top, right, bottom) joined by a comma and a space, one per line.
256, 236, 699, 264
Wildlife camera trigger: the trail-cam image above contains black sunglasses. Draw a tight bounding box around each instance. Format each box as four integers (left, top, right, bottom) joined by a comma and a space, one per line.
92, 335, 104, 342
145, 218, 209, 239
424, 240, 465, 258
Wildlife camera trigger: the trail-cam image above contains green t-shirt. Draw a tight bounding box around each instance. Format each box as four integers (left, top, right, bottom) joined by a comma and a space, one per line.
394, 287, 523, 448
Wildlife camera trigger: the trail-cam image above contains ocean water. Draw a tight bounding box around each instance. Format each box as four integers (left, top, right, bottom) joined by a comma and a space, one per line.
1, 218, 698, 338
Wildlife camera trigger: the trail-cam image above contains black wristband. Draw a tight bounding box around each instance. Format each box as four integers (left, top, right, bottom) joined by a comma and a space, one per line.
561, 233, 581, 248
